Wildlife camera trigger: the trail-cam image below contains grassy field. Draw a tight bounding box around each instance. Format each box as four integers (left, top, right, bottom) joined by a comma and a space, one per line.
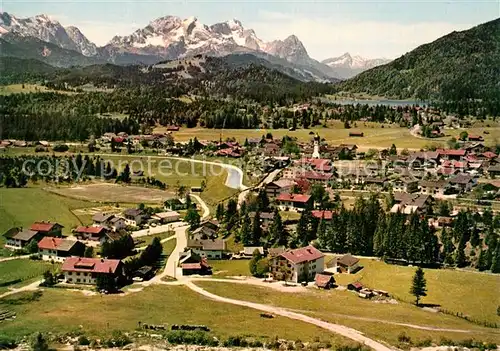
0, 84, 75, 95
332, 258, 500, 325
0, 286, 352, 346
155, 121, 500, 150
209, 259, 250, 277
0, 188, 97, 237
48, 183, 175, 204
0, 259, 59, 293
196, 281, 500, 347
100, 155, 237, 205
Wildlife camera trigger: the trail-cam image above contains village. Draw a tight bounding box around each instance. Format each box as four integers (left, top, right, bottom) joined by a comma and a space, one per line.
1, 109, 500, 350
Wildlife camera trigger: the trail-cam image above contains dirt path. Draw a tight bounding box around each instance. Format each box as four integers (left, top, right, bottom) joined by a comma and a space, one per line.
0, 280, 42, 299
185, 281, 396, 351
0, 255, 30, 263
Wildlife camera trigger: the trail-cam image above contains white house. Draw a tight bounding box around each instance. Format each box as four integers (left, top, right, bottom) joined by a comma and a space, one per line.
270, 245, 325, 283
37, 237, 85, 262
187, 239, 226, 259
62, 257, 124, 285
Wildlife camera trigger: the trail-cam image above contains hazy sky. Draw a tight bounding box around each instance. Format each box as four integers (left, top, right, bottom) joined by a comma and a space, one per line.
2, 0, 499, 60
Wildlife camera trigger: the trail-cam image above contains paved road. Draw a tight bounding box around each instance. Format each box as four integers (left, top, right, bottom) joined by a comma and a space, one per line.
238, 168, 282, 207
136, 234, 176, 251
185, 281, 396, 351
189, 193, 210, 220
165, 157, 247, 190
131, 222, 183, 238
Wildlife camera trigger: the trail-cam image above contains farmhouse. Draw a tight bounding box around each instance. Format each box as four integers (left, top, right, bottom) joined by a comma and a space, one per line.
30, 222, 63, 236
330, 254, 360, 274
37, 237, 85, 262
151, 211, 180, 224
123, 208, 145, 226
4, 221, 64, 250
269, 245, 325, 283
4, 229, 42, 250
74, 226, 108, 244
419, 180, 450, 197
449, 173, 476, 193
187, 239, 226, 259
311, 210, 334, 221
276, 193, 312, 212
62, 257, 125, 285
240, 246, 265, 258
265, 179, 297, 198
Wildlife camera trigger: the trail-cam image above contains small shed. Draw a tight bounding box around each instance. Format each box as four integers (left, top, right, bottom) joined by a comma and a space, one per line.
314, 273, 336, 289
347, 282, 363, 291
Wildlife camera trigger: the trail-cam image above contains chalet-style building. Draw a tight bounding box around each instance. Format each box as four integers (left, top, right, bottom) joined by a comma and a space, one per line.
179, 250, 211, 275
269, 245, 325, 283
92, 213, 126, 231
123, 208, 145, 226
62, 257, 125, 285
393, 178, 419, 193
151, 211, 180, 224
74, 226, 108, 243
315, 272, 336, 289
311, 210, 334, 221
265, 179, 297, 198
449, 173, 476, 193
276, 193, 312, 212
37, 237, 85, 262
419, 180, 450, 197
4, 222, 63, 250
187, 239, 226, 259
328, 254, 360, 274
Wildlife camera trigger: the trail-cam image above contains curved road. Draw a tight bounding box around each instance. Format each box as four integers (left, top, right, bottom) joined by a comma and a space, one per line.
165, 157, 247, 190
185, 281, 395, 351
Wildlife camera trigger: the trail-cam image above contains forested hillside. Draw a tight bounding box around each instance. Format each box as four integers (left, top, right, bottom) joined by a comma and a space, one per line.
340, 18, 500, 100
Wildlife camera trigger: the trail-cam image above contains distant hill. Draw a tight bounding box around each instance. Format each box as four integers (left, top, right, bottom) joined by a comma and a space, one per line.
0, 56, 58, 84
340, 18, 500, 100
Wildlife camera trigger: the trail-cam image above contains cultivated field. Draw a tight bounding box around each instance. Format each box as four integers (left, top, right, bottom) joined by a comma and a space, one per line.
155, 122, 500, 150
196, 281, 500, 347
0, 286, 351, 346
47, 183, 175, 204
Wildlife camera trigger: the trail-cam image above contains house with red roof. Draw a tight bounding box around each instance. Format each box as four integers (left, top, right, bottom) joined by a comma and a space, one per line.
62, 257, 125, 285
37, 237, 85, 262
276, 193, 312, 212
269, 245, 325, 283
30, 222, 63, 236
437, 149, 467, 160
73, 226, 109, 244
311, 210, 334, 221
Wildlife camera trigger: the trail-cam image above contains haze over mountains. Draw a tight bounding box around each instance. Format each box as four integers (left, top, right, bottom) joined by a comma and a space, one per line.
0, 12, 390, 79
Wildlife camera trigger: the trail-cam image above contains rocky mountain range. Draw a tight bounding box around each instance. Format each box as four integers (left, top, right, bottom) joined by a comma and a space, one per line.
0, 12, 390, 80
322, 53, 392, 78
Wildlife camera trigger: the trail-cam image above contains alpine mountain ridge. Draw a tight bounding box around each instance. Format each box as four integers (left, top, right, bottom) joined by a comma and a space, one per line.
0, 11, 389, 80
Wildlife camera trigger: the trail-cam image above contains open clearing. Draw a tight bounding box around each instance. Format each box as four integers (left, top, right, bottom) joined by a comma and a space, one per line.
0, 84, 75, 95
203, 257, 499, 326
0, 187, 96, 237
47, 183, 175, 204
0, 260, 59, 294
196, 281, 500, 347
0, 286, 351, 346
155, 121, 500, 150
332, 258, 500, 325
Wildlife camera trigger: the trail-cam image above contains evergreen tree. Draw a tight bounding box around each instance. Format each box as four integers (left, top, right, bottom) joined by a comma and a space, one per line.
476, 248, 488, 271
185, 208, 201, 229
215, 203, 225, 221
316, 217, 327, 249
410, 267, 427, 306
454, 233, 467, 268
441, 227, 455, 265
269, 209, 285, 246
239, 212, 252, 245
256, 189, 270, 212
31, 332, 49, 351
491, 242, 500, 273
251, 211, 263, 245
470, 226, 480, 247
296, 208, 313, 247
373, 214, 386, 256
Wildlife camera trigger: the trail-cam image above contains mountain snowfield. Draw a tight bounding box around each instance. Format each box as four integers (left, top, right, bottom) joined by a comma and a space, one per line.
0, 11, 390, 79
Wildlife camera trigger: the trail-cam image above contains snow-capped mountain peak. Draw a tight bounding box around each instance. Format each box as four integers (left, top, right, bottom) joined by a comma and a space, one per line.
0, 11, 97, 57
321, 52, 391, 78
